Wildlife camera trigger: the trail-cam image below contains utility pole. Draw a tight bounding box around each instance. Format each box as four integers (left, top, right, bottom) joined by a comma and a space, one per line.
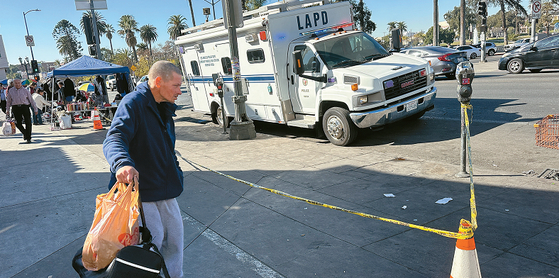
187, 0, 196, 27
478, 0, 487, 63
224, 0, 256, 140
433, 0, 439, 46
89, 0, 102, 60
460, 0, 466, 45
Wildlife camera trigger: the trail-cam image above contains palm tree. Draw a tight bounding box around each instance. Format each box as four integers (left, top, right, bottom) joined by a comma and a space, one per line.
397, 21, 408, 33
245, 0, 267, 10
167, 15, 188, 40
495, 0, 527, 45
387, 21, 397, 31
80, 11, 107, 38
106, 24, 115, 55
140, 24, 158, 59
118, 15, 139, 62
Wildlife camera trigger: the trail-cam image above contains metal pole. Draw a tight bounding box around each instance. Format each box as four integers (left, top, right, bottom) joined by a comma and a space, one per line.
89, 0, 102, 60
434, 0, 439, 46
23, 12, 36, 61
531, 18, 537, 42
456, 105, 469, 178
225, 0, 256, 140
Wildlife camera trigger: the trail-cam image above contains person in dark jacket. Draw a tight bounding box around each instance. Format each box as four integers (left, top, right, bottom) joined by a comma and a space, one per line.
63, 78, 75, 104
103, 61, 184, 277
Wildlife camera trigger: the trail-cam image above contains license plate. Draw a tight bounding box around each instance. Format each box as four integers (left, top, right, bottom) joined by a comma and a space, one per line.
406, 100, 418, 111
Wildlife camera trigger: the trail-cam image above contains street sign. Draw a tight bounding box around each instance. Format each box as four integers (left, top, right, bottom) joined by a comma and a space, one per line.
75, 0, 107, 10
25, 35, 35, 47
532, 0, 542, 19
130, 65, 136, 71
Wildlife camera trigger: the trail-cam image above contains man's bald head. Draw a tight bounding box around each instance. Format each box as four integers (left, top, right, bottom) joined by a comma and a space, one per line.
148, 61, 182, 87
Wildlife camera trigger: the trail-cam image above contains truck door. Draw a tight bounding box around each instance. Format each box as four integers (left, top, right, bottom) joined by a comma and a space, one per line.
288, 44, 322, 114
184, 50, 211, 112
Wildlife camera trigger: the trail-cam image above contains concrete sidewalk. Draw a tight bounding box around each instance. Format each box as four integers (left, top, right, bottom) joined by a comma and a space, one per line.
1, 103, 559, 277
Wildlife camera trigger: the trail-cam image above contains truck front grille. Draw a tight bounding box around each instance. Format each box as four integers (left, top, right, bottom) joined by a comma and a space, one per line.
382, 70, 428, 101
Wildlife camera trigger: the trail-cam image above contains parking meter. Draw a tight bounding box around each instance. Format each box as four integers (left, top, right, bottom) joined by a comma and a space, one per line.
456, 61, 475, 104
215, 78, 224, 98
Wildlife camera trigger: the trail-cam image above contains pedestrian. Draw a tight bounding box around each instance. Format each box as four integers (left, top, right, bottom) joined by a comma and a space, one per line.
63, 78, 75, 104
28, 82, 37, 95
6, 79, 38, 143
93, 75, 109, 105
1, 84, 6, 114
32, 88, 50, 125
103, 61, 184, 278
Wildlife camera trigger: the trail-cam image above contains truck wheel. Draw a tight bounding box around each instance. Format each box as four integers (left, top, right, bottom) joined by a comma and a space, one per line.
212, 105, 229, 128
507, 58, 524, 74
322, 107, 358, 146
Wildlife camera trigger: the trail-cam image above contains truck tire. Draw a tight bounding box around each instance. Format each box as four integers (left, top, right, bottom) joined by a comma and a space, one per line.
507, 58, 524, 74
212, 105, 229, 128
322, 107, 358, 146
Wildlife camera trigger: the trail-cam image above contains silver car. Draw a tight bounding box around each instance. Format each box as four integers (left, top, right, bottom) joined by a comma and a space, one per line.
400, 46, 468, 79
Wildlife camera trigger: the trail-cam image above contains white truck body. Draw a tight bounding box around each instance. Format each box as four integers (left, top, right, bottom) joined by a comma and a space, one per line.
175, 0, 436, 145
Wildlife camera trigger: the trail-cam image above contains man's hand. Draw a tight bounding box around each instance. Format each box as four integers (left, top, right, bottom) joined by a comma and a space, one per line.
116, 166, 139, 184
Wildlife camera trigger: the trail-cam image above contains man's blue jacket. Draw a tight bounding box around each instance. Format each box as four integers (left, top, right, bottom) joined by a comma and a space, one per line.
103, 82, 183, 202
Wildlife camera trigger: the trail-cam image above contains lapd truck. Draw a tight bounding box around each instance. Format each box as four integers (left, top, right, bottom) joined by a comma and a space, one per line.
175, 0, 436, 146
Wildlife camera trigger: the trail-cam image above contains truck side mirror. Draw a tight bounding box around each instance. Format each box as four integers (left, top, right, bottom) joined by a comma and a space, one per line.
293, 50, 304, 75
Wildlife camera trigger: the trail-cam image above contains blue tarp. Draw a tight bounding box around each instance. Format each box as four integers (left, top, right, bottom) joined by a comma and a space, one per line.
47, 55, 129, 77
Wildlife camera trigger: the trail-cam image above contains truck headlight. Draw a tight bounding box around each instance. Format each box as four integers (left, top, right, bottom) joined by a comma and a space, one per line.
358, 95, 368, 105
428, 65, 435, 84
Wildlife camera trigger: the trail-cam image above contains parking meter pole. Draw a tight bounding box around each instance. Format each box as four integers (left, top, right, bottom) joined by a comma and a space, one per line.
224, 0, 256, 140
220, 96, 227, 134
531, 18, 537, 43
455, 61, 475, 178
457, 106, 469, 178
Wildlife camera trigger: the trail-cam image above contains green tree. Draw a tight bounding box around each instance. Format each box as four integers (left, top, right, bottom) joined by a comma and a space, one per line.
387, 21, 397, 31
349, 0, 376, 33
397, 21, 408, 33
444, 5, 476, 36
140, 24, 158, 59
52, 19, 82, 61
111, 48, 134, 69
79, 11, 107, 40
425, 26, 455, 45
105, 24, 115, 56
118, 15, 139, 63
245, 0, 266, 10
487, 0, 527, 45
167, 15, 188, 40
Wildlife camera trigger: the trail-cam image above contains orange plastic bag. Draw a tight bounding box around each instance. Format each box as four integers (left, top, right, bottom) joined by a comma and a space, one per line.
82, 182, 140, 271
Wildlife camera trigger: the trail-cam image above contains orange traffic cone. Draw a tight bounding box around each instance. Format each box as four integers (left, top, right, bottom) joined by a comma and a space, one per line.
92, 108, 104, 130
450, 219, 481, 278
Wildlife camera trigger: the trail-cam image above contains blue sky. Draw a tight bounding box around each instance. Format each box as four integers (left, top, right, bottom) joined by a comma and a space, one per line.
0, 0, 510, 65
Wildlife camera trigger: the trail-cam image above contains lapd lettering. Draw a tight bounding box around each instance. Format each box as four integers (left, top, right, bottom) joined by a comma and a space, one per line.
296, 11, 329, 30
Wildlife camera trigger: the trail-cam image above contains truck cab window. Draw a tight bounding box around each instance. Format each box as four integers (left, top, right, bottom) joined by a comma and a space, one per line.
294, 45, 321, 73
247, 49, 265, 63
314, 32, 389, 69
190, 61, 200, 76
221, 57, 232, 75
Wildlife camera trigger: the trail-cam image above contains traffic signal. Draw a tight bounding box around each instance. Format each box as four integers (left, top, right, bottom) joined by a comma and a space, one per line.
478, 1, 487, 16
88, 45, 96, 56
30, 60, 40, 74
83, 16, 95, 45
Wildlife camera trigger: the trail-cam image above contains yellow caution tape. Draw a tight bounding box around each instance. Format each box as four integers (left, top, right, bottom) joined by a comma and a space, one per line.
176, 144, 476, 240
462, 103, 477, 231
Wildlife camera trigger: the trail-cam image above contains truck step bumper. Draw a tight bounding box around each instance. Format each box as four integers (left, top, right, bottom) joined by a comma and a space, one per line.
349, 87, 437, 129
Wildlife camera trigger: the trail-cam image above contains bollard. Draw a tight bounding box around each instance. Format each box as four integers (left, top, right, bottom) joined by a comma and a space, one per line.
455, 62, 475, 178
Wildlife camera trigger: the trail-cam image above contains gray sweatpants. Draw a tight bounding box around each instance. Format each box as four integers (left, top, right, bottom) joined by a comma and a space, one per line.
142, 198, 184, 278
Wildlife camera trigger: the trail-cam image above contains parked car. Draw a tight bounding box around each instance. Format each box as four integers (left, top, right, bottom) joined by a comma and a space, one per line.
471, 42, 497, 56
498, 34, 559, 74
504, 38, 531, 52
105, 75, 116, 91
400, 46, 468, 79
455, 45, 482, 59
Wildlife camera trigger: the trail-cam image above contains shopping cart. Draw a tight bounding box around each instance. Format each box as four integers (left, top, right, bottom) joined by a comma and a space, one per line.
534, 115, 559, 150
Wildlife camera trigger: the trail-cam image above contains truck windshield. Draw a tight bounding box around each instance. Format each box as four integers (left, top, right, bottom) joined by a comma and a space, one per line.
314, 32, 389, 69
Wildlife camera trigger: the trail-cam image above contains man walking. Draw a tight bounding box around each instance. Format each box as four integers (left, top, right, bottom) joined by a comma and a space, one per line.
6, 79, 38, 143
103, 61, 184, 277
